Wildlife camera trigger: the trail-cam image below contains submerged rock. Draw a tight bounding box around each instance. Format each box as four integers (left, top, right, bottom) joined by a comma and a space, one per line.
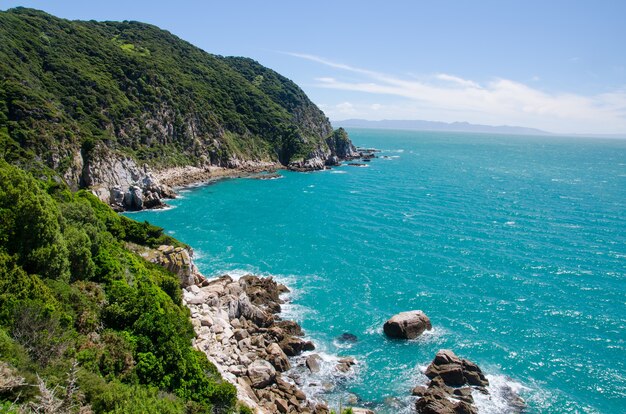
336, 332, 358, 343
383, 310, 432, 339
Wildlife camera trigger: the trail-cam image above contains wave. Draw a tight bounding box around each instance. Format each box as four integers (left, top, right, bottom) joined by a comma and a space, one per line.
123, 204, 178, 214
472, 374, 529, 414
286, 349, 361, 408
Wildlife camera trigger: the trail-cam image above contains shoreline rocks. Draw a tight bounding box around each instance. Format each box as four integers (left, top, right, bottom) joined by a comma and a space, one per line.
183, 274, 357, 413
98, 142, 376, 211
383, 311, 432, 339
414, 350, 525, 414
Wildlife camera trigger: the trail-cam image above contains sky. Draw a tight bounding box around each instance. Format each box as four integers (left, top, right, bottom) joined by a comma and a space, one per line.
2, 1, 626, 134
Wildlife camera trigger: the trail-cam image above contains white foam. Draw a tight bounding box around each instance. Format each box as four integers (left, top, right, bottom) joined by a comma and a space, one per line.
384, 149, 405, 153
288, 350, 361, 406
331, 170, 347, 174
410, 326, 447, 344
472, 374, 529, 414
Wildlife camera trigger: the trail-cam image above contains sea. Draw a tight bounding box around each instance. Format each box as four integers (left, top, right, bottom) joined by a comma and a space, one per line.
127, 129, 626, 413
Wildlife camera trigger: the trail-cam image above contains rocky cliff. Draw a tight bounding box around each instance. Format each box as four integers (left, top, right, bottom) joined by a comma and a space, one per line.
0, 8, 359, 210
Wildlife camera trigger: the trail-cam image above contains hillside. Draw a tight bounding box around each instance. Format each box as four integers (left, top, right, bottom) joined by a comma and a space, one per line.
0, 160, 242, 413
0, 7, 356, 209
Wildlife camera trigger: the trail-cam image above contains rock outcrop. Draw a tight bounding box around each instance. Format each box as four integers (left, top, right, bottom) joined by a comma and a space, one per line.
325, 128, 358, 161
383, 311, 432, 339
130, 244, 203, 288
152, 245, 199, 287
184, 275, 357, 414
414, 350, 524, 414
82, 146, 176, 211
424, 350, 488, 388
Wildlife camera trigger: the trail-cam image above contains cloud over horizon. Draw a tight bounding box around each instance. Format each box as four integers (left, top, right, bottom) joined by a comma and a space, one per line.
289, 53, 626, 135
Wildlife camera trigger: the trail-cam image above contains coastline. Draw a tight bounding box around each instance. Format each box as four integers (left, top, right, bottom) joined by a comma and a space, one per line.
181, 269, 364, 414
154, 162, 282, 189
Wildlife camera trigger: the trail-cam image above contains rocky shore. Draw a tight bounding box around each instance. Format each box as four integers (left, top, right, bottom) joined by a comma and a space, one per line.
154, 162, 282, 189
140, 242, 526, 414
95, 143, 376, 212
412, 350, 525, 414
183, 273, 362, 413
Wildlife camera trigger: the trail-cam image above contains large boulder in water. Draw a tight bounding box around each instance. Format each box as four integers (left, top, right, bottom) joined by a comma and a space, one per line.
425, 350, 489, 387
383, 310, 432, 339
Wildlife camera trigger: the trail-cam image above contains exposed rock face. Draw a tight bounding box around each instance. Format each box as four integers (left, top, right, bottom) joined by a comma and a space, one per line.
383, 310, 432, 339
183, 275, 349, 414
414, 350, 524, 414
152, 245, 199, 287
248, 359, 276, 388
82, 145, 175, 211
325, 128, 358, 160
424, 350, 488, 387
130, 244, 203, 288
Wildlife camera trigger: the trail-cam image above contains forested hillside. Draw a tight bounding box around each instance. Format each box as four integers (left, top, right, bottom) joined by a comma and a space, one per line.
0, 161, 242, 413
0, 7, 355, 199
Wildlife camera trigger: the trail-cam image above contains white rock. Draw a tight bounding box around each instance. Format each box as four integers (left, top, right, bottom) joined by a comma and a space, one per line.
247, 359, 276, 388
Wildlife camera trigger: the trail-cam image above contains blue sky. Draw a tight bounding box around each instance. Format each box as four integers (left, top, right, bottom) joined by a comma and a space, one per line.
3, 1, 626, 134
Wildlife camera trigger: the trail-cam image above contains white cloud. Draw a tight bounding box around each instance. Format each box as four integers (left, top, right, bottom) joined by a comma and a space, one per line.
436, 73, 481, 89
335, 101, 358, 116
290, 53, 626, 134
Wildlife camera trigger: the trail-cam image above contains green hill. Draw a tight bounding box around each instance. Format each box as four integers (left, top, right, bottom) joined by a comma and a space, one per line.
0, 7, 359, 413
0, 7, 356, 208
0, 161, 241, 413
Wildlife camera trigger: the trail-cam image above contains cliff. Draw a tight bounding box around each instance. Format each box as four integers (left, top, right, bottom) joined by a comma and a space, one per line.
0, 8, 357, 210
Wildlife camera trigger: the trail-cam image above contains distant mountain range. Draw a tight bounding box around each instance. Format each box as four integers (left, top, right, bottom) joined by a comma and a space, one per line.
334, 119, 551, 136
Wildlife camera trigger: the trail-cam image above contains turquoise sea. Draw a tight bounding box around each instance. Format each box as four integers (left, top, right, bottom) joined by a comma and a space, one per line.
129, 129, 626, 413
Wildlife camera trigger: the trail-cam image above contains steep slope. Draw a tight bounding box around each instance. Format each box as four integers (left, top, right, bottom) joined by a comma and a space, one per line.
0, 8, 356, 209
0, 161, 239, 413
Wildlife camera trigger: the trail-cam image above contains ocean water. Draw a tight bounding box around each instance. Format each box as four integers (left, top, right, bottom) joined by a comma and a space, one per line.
128, 129, 626, 413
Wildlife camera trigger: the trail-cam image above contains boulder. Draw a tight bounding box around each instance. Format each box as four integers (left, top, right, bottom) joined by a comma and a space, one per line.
267, 343, 291, 372
305, 354, 322, 373
383, 310, 432, 339
275, 397, 289, 413
247, 359, 276, 388
425, 363, 465, 386
109, 185, 125, 206
434, 349, 462, 366
275, 320, 303, 336
412, 385, 428, 397
415, 393, 477, 414
279, 336, 314, 356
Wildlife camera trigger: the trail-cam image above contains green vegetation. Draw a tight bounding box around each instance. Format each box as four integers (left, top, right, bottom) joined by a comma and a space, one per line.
0, 7, 354, 413
0, 161, 239, 413
0, 7, 339, 181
